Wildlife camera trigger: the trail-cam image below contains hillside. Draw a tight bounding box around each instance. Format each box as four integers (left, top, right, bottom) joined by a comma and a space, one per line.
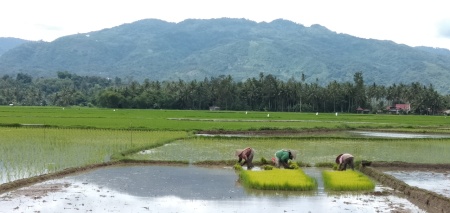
1, 18, 450, 93
0, 37, 29, 56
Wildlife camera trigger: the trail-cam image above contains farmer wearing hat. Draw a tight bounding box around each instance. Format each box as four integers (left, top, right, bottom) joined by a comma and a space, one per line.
273, 149, 296, 169
336, 153, 354, 171
235, 147, 255, 170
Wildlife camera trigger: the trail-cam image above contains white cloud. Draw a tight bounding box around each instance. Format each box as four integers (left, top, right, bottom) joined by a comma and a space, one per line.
438, 19, 450, 38
0, 0, 449, 49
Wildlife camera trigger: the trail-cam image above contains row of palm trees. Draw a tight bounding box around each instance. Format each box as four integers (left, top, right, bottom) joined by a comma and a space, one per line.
97, 72, 447, 114
0, 71, 447, 114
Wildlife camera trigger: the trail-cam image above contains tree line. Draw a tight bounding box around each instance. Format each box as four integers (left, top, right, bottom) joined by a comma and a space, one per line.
1, 71, 448, 114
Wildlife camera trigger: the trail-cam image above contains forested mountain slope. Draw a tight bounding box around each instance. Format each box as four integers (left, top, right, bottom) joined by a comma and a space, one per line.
0, 37, 29, 56
1, 18, 450, 93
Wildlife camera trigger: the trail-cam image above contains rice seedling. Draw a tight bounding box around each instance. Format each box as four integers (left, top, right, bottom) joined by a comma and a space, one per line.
233, 163, 243, 171
239, 168, 317, 191
322, 170, 375, 191
262, 165, 274, 170
315, 162, 335, 168
0, 127, 187, 184
136, 136, 450, 164
3, 106, 450, 132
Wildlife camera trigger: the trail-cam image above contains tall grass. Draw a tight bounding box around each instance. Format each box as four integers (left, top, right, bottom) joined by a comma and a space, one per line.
322, 170, 375, 191
239, 168, 317, 191
0, 127, 187, 184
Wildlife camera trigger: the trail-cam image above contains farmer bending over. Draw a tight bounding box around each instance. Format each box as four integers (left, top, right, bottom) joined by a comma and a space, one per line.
235, 147, 255, 170
274, 149, 296, 169
336, 153, 354, 171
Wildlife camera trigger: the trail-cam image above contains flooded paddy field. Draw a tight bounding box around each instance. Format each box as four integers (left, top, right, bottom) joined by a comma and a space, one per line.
360, 162, 450, 213
0, 165, 426, 213
384, 169, 450, 198
351, 131, 450, 139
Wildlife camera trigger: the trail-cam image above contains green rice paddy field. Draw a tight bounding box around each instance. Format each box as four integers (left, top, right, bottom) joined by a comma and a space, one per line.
1, 106, 450, 184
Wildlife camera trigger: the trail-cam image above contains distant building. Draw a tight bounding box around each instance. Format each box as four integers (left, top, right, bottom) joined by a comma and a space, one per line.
356, 107, 370, 114
209, 106, 220, 111
387, 104, 411, 114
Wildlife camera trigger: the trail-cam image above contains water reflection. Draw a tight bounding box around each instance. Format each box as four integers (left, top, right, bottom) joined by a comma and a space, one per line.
0, 166, 426, 213
385, 170, 450, 198
352, 131, 450, 138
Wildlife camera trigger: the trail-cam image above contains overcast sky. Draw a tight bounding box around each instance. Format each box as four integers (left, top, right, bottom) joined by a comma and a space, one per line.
1, 0, 449, 50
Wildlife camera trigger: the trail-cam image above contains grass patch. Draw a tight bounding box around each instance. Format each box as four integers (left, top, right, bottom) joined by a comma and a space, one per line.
322, 170, 375, 191
239, 168, 317, 191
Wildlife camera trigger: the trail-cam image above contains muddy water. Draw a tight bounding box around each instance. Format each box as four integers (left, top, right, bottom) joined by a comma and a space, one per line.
384, 170, 450, 198
0, 166, 425, 213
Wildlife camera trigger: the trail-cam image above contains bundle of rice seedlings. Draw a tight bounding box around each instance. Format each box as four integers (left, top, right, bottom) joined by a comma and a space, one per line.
262, 165, 274, 170
234, 163, 243, 171
288, 161, 299, 169
239, 168, 316, 191
322, 170, 375, 191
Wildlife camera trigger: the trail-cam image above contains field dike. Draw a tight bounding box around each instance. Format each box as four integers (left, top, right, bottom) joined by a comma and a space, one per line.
360, 161, 450, 213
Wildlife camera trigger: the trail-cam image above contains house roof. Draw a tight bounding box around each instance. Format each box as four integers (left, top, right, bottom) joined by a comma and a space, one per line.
395, 104, 410, 110
386, 104, 411, 111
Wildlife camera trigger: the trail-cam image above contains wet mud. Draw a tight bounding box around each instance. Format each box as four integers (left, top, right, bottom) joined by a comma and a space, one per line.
360, 161, 450, 213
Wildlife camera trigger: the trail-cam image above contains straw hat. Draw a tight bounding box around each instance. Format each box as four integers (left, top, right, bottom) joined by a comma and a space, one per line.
290, 150, 297, 160
235, 149, 244, 156
335, 154, 343, 163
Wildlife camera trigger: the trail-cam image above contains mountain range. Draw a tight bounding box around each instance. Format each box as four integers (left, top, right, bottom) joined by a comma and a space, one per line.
1, 18, 450, 93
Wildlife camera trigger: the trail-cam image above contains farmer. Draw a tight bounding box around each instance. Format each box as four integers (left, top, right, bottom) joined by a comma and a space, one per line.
273, 149, 296, 169
336, 153, 355, 171
235, 147, 255, 170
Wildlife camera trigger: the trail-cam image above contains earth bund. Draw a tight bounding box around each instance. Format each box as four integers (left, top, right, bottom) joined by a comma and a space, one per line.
360, 161, 450, 213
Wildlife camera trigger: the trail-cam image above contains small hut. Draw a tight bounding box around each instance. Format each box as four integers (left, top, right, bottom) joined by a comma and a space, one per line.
209, 106, 220, 111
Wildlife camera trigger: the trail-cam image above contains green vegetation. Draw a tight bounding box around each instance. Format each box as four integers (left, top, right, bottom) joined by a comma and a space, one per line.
2, 18, 450, 95
239, 168, 317, 191
323, 170, 375, 191
1, 106, 450, 187
0, 127, 187, 183
1, 71, 449, 115
2, 106, 450, 132
133, 137, 450, 164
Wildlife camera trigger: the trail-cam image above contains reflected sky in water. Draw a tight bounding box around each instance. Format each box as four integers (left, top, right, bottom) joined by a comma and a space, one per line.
0, 166, 426, 213
385, 170, 450, 198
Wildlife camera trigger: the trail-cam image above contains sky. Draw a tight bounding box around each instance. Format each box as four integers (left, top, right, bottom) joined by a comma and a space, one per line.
1, 0, 450, 50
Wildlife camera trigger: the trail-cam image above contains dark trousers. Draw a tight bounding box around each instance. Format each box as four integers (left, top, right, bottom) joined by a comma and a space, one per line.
339, 157, 354, 171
